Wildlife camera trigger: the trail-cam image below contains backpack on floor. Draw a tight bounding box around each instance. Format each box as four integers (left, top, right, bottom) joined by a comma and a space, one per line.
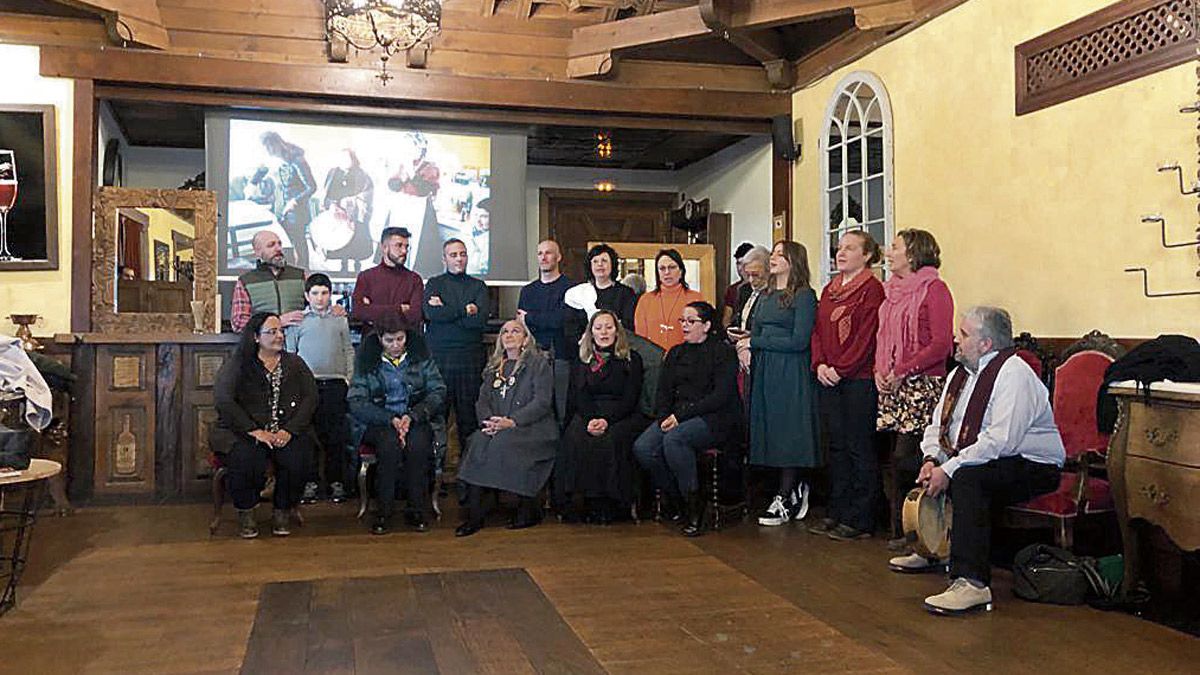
1012, 544, 1110, 605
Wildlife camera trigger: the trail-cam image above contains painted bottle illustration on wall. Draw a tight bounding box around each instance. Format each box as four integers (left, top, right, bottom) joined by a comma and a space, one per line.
114, 414, 137, 476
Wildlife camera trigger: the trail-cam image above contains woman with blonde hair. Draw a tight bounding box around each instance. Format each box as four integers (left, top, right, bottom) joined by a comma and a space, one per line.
555, 310, 645, 524
741, 240, 820, 527
455, 319, 559, 537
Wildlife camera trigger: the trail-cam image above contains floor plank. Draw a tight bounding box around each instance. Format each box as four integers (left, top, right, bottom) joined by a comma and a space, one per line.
2, 502, 1196, 673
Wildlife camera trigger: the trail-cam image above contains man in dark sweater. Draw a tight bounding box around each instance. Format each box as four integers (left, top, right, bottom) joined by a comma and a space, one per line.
351, 227, 424, 331
517, 240, 573, 422
424, 238, 490, 458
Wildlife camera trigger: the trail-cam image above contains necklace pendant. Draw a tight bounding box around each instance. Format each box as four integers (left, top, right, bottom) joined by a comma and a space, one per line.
660, 323, 674, 332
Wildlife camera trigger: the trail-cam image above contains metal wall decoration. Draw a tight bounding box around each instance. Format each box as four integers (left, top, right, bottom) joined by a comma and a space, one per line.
1016, 0, 1200, 115
325, 0, 443, 83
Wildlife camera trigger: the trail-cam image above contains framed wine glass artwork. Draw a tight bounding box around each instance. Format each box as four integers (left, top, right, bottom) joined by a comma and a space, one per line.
0, 105, 58, 271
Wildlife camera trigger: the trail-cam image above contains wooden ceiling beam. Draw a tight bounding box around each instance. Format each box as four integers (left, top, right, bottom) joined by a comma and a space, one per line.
700, 0, 791, 88
41, 45, 789, 119
51, 0, 170, 49
854, 0, 917, 30
723, 0, 901, 30
568, 6, 710, 58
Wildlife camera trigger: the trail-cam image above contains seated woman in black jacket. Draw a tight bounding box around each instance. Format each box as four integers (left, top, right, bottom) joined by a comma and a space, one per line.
347, 313, 447, 535
632, 301, 739, 536
556, 310, 644, 524
213, 312, 318, 539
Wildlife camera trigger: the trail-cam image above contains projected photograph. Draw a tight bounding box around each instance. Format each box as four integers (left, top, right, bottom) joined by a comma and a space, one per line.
225, 119, 491, 278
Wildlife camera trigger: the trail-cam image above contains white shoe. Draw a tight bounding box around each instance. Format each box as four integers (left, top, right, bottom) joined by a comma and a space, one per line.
757, 494, 792, 526
888, 553, 948, 574
790, 482, 810, 521
923, 578, 993, 615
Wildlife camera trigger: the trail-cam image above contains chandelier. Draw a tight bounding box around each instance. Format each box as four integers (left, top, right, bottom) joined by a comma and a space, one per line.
325, 0, 442, 84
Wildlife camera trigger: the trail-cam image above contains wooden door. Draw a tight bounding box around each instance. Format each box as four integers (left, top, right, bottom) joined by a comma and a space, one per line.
540, 188, 680, 282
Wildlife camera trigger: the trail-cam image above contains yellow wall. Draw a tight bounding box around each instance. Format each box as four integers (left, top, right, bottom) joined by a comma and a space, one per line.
0, 44, 74, 335
143, 208, 195, 281
792, 0, 1200, 338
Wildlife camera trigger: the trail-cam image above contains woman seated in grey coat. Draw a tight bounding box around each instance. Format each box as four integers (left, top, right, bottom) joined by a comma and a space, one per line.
455, 319, 559, 537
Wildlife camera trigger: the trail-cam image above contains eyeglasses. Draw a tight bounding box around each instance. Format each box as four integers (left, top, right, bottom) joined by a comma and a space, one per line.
259, 328, 284, 336
678, 317, 705, 326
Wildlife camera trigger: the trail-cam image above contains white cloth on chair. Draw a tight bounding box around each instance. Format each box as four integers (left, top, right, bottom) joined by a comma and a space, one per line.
0, 335, 52, 430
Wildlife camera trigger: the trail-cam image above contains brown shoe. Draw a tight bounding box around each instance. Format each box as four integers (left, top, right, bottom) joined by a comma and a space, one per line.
806, 517, 837, 535
827, 524, 871, 541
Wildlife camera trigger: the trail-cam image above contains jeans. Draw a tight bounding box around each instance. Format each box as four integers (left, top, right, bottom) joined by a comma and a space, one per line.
632, 417, 716, 496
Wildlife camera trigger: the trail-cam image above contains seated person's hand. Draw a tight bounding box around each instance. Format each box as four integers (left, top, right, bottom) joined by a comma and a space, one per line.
249, 429, 274, 446
391, 414, 411, 440
428, 295, 444, 307
926, 466, 945, 497
272, 429, 292, 448
586, 418, 608, 436
465, 303, 479, 316
659, 414, 679, 432
490, 416, 515, 431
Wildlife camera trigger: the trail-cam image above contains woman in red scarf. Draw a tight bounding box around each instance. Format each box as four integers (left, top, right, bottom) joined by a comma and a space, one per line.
874, 229, 954, 549
809, 231, 885, 541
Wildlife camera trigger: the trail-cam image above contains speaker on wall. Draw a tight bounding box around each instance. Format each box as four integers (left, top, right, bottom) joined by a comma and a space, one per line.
771, 114, 799, 162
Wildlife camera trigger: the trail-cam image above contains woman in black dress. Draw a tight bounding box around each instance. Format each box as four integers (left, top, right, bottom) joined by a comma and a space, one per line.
556, 310, 644, 524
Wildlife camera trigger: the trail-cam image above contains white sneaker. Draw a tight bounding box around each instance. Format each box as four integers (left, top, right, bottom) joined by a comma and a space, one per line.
923, 578, 993, 615
790, 482, 810, 521
757, 494, 792, 526
888, 553, 948, 574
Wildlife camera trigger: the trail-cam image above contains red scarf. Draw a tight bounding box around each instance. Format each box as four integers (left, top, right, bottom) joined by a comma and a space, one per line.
823, 270, 874, 345
876, 266, 941, 375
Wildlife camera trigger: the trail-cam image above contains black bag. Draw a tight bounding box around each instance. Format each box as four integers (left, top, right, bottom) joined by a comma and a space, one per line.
1012, 544, 1108, 605
0, 425, 32, 471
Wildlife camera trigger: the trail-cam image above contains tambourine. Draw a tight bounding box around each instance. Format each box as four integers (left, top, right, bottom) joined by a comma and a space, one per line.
901, 487, 953, 559
309, 205, 355, 252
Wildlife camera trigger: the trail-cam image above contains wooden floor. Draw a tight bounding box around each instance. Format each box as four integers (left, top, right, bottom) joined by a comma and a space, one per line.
2, 502, 1197, 674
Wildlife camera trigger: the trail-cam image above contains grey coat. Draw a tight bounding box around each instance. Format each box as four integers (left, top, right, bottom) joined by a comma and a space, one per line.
457, 351, 558, 496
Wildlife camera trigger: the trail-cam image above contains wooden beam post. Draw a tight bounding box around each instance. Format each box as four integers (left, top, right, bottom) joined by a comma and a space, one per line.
71, 78, 96, 333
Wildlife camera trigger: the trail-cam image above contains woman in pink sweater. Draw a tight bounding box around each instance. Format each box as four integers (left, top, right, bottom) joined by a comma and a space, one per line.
875, 229, 954, 549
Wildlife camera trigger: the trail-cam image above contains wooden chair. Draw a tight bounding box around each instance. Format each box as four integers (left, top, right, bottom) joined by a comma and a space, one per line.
1013, 331, 1049, 386
1004, 331, 1123, 550
651, 444, 747, 532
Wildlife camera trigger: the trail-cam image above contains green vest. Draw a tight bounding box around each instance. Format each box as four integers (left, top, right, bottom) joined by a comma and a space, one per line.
239, 263, 306, 316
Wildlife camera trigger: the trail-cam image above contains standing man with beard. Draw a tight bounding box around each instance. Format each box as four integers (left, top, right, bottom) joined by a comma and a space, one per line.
231, 230, 341, 332
352, 227, 424, 332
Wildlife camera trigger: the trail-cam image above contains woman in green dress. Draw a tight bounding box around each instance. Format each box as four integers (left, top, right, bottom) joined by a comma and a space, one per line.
740, 240, 820, 527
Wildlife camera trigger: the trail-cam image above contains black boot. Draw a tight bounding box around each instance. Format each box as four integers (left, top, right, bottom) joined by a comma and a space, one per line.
681, 491, 705, 537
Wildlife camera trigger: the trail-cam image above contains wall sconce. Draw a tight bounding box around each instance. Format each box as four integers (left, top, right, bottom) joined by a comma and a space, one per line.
594, 180, 615, 193
596, 132, 613, 159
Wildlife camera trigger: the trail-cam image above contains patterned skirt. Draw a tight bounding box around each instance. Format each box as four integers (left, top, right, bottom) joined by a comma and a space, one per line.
876, 375, 945, 435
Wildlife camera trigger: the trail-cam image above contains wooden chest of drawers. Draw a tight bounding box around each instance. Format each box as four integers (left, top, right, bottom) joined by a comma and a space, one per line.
1107, 382, 1200, 598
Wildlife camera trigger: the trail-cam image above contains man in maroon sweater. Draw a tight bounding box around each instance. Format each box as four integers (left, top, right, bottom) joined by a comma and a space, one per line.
351, 227, 424, 331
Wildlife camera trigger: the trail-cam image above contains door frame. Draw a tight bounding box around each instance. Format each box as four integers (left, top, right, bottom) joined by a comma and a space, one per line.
538, 187, 679, 242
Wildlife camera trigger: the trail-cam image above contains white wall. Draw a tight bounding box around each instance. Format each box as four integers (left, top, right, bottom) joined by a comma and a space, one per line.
124, 146, 205, 189
678, 137, 774, 260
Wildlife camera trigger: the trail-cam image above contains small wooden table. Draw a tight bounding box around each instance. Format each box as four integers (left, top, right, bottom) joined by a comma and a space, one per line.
0, 459, 62, 616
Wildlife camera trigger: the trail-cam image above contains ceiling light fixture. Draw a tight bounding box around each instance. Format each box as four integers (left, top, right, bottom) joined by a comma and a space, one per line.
325, 0, 442, 84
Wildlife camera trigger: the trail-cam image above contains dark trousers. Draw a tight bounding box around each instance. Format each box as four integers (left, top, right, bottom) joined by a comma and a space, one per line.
463, 482, 540, 526
950, 456, 1060, 584
632, 418, 716, 496
306, 379, 348, 489
886, 432, 923, 537
225, 434, 311, 511
434, 349, 484, 455
820, 379, 879, 532
364, 423, 434, 519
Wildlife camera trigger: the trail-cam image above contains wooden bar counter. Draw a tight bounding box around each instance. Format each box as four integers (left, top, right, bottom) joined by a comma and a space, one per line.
57, 332, 238, 503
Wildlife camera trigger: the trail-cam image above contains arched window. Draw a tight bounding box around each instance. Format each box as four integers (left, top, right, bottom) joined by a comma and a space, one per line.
820, 72, 893, 280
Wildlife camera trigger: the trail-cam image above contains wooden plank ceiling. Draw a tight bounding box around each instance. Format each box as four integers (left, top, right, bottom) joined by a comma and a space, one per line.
7, 0, 969, 92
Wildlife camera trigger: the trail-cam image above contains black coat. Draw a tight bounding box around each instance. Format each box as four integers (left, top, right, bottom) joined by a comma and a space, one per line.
212, 351, 318, 453
567, 350, 644, 425
654, 337, 740, 443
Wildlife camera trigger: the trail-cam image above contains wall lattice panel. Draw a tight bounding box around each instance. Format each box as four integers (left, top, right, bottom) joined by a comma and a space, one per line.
1016, 0, 1199, 115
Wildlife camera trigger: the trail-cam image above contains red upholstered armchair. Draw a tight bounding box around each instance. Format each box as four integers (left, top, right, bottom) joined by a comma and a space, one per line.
1004, 331, 1123, 550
